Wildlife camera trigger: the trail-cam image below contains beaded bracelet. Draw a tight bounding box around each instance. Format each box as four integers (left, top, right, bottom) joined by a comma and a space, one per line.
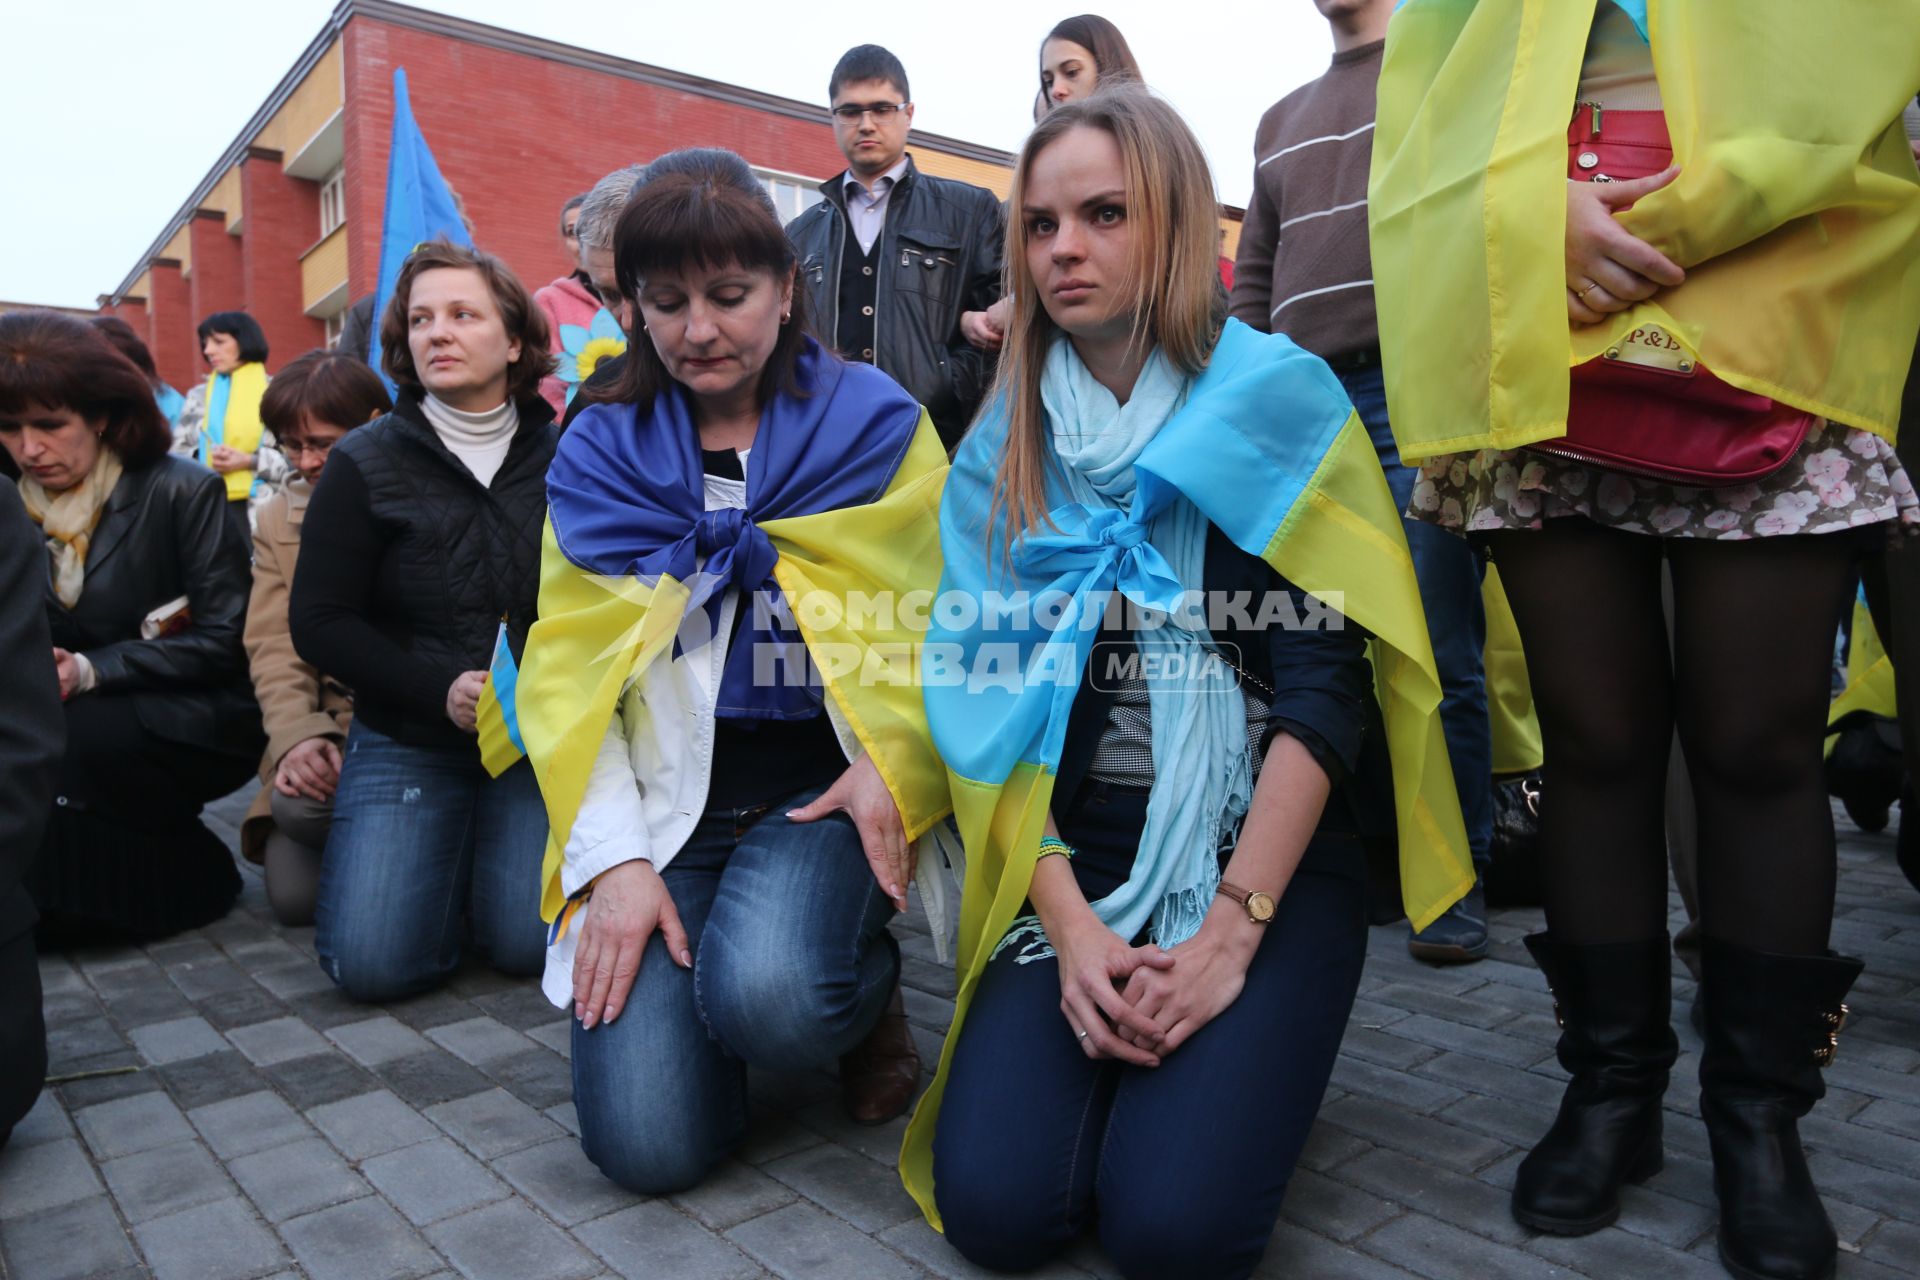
1037, 837, 1076, 862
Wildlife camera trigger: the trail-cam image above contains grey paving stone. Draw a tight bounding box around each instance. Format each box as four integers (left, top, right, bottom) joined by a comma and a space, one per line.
375, 1048, 495, 1109
736, 1110, 825, 1167
327, 1016, 438, 1067
1334, 1147, 1532, 1246
1850, 1096, 1920, 1141
1253, 1220, 1425, 1279
45, 1013, 131, 1066
1295, 1120, 1373, 1174
384, 988, 489, 1032
1860, 1218, 1920, 1270
470, 985, 567, 1032
579, 1201, 767, 1280
1808, 1150, 1920, 1222
0, 1135, 105, 1218
52, 1053, 163, 1107
487, 1046, 576, 1111
546, 1100, 583, 1136
280, 1194, 446, 1280
425, 1086, 564, 1159
167, 958, 259, 1001
1319, 1095, 1512, 1175
424, 1015, 536, 1065
103, 984, 199, 1028
288, 986, 387, 1032
226, 1016, 332, 1067
262, 1050, 382, 1109
361, 1136, 511, 1225
1275, 1165, 1403, 1243
1359, 1210, 1570, 1279
6, 1089, 73, 1148
190, 1089, 313, 1160
1413, 1051, 1571, 1112
424, 1198, 603, 1280
1330, 1052, 1469, 1116
99, 1137, 235, 1223
198, 986, 296, 1032
75, 1089, 196, 1160
229, 1135, 370, 1222
158, 1048, 273, 1110
761, 1144, 920, 1234
0, 1194, 141, 1280
1339, 1025, 1443, 1072
253, 960, 337, 1001
1437, 1092, 1559, 1151
879, 1217, 1093, 1280
670, 1159, 800, 1231
792, 1100, 911, 1168
131, 1195, 289, 1280
725, 1200, 920, 1280
491, 1137, 642, 1226
1528, 1221, 1727, 1278
1372, 1013, 1555, 1070
526, 1019, 573, 1059
308, 1088, 440, 1160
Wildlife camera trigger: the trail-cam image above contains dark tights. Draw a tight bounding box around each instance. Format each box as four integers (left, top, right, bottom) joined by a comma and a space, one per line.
1483, 518, 1862, 957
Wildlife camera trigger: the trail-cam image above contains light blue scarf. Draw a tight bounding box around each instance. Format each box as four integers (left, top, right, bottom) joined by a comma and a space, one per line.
999, 340, 1251, 956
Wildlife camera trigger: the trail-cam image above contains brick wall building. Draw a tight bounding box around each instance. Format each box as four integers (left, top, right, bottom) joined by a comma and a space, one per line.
94, 0, 1025, 392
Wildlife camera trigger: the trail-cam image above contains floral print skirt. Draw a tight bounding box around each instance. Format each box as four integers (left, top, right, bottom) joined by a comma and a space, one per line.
1407, 421, 1919, 540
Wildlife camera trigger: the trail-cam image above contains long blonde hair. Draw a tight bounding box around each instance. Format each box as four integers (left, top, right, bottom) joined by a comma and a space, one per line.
989, 85, 1225, 556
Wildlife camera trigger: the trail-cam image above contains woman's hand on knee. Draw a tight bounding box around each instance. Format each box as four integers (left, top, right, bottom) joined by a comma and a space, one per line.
1051, 913, 1173, 1068
572, 859, 689, 1031
788, 755, 913, 912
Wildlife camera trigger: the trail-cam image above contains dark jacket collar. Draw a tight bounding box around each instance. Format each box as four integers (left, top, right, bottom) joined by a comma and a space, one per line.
817, 153, 921, 215
83, 456, 155, 576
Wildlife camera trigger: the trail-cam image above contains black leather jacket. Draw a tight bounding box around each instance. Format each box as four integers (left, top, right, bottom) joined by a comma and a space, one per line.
785, 155, 1004, 448
0, 483, 63, 945
290, 393, 558, 751
41, 455, 264, 763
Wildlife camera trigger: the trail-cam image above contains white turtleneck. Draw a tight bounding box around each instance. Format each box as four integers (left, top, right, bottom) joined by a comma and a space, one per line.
420, 394, 518, 487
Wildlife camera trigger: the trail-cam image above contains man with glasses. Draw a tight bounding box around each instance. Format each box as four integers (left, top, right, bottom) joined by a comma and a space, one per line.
786, 44, 1004, 449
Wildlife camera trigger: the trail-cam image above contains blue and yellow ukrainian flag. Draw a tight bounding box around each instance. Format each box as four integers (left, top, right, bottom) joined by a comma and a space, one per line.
900, 319, 1475, 1226
475, 620, 526, 778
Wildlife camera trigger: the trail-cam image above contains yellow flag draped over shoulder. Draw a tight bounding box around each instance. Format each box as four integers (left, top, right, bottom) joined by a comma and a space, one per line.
516, 408, 951, 926
1371, 0, 1920, 461
900, 322, 1474, 1227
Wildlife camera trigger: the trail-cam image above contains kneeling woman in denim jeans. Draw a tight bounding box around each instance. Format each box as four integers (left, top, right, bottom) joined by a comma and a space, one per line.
517, 149, 953, 1195
290, 241, 560, 1001
899, 88, 1473, 1280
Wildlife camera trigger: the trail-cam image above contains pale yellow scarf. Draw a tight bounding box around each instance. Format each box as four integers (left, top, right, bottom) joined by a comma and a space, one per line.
19, 450, 125, 608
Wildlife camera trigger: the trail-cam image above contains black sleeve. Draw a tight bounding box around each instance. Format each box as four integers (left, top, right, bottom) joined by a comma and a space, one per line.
946, 191, 1007, 423
1260, 572, 1373, 785
85, 467, 252, 692
0, 484, 63, 897
289, 449, 461, 723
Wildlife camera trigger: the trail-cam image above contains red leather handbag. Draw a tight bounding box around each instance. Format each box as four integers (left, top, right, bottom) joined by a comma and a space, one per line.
1530, 106, 1815, 486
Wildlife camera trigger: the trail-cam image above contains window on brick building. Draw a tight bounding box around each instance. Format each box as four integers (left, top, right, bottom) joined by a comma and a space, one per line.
323, 311, 344, 350
319, 168, 346, 237
754, 168, 824, 225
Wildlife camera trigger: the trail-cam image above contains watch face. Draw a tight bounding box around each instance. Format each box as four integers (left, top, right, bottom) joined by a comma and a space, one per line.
1248, 892, 1276, 923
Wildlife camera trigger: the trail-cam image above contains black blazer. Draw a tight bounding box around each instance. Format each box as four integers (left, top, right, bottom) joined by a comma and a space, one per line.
1055, 523, 1394, 887
0, 484, 64, 945
41, 456, 263, 764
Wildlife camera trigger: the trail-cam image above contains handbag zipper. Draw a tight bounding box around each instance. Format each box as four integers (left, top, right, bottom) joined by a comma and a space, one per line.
1526, 439, 1771, 487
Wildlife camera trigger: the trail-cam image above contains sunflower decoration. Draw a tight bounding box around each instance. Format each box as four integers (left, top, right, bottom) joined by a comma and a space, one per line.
556, 308, 628, 406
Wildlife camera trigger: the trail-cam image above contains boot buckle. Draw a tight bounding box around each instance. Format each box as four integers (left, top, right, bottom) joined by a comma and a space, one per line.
1814, 1003, 1849, 1068
1546, 985, 1565, 1029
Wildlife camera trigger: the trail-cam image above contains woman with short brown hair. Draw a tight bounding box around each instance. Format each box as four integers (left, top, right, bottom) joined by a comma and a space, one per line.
290, 240, 558, 1002
0, 310, 263, 944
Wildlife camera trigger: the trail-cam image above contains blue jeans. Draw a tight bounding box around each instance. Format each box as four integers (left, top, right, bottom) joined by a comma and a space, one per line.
932, 786, 1369, 1280
1340, 366, 1494, 865
570, 786, 899, 1195
315, 722, 548, 1002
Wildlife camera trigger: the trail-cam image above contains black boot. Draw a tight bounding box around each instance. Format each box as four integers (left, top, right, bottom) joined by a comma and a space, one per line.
1699, 938, 1863, 1280
1512, 932, 1677, 1235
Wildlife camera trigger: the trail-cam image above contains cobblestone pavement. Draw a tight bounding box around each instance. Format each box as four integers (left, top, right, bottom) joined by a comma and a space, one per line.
2, 793, 1917, 1280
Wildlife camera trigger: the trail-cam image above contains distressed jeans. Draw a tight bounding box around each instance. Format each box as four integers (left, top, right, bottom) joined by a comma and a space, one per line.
315, 721, 548, 1002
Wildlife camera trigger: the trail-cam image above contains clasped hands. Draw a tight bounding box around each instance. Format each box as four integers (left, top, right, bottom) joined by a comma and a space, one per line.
1565, 164, 1686, 326
1051, 900, 1255, 1070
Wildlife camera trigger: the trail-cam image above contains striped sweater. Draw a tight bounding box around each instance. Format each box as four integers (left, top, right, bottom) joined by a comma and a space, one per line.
1228, 39, 1383, 361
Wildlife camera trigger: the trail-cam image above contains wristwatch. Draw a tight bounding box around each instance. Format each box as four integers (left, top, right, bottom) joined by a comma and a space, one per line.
1216, 880, 1275, 925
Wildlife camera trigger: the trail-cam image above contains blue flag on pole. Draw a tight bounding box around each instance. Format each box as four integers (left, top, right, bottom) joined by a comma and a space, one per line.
367, 68, 474, 384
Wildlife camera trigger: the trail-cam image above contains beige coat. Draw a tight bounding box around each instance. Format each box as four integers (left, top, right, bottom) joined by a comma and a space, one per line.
240, 479, 353, 862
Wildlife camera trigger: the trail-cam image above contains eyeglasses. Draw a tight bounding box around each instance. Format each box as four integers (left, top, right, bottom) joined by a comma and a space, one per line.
280, 437, 340, 460
831, 101, 909, 122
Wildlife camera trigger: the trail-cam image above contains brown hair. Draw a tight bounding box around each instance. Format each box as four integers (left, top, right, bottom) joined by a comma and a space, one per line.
1041, 15, 1143, 109
89, 316, 159, 380
991, 85, 1224, 554
376, 239, 556, 409
598, 152, 814, 413
260, 349, 393, 438
0, 310, 170, 475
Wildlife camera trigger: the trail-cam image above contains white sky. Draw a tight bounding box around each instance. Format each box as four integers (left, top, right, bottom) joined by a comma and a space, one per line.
0, 0, 1339, 309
